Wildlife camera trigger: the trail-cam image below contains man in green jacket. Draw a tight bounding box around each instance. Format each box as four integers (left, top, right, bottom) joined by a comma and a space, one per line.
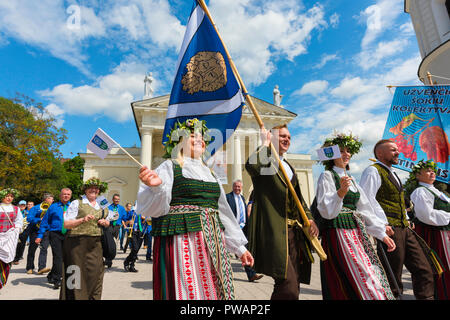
245, 124, 318, 300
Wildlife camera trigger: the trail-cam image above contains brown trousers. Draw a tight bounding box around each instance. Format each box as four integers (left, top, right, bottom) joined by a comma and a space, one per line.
271, 228, 303, 300
378, 227, 434, 300
60, 235, 104, 300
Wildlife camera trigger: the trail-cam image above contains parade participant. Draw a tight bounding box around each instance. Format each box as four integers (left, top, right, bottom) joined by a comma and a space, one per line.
0, 188, 23, 289
35, 188, 72, 289
406, 160, 450, 299
104, 194, 126, 268
123, 211, 145, 272
120, 203, 133, 251
315, 132, 395, 300
137, 118, 253, 300
245, 124, 318, 300
25, 193, 54, 275
12, 200, 30, 264
143, 217, 153, 261
226, 179, 263, 282
360, 139, 435, 299
60, 178, 110, 300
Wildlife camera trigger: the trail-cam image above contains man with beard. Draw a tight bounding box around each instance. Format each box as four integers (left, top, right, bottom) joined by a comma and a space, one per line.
360, 139, 434, 300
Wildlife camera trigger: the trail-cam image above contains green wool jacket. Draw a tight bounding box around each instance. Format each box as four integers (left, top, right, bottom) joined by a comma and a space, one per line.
245, 146, 313, 281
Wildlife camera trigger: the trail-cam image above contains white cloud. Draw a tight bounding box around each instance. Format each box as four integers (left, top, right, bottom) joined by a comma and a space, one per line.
329, 13, 340, 28
39, 61, 150, 122
0, 1, 106, 76
357, 39, 409, 70
289, 56, 421, 180
295, 80, 329, 96
210, 0, 328, 85
359, 0, 403, 49
312, 53, 339, 69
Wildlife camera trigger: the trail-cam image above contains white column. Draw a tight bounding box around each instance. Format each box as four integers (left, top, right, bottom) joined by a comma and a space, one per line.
231, 133, 242, 183
140, 128, 153, 169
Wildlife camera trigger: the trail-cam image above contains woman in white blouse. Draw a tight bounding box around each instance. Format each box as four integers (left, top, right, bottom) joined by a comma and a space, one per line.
137, 118, 253, 300
0, 188, 23, 290
60, 178, 110, 300
407, 160, 450, 299
315, 133, 395, 300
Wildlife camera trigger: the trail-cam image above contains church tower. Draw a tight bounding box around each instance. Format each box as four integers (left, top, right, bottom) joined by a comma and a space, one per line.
405, 0, 450, 84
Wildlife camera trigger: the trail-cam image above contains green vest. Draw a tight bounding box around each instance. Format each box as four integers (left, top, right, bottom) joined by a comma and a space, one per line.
372, 163, 408, 227
151, 160, 223, 237
415, 187, 450, 231
321, 170, 361, 229
68, 200, 106, 237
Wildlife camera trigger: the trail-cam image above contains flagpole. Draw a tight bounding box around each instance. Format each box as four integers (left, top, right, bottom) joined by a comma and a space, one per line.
111, 140, 144, 168
197, 0, 326, 261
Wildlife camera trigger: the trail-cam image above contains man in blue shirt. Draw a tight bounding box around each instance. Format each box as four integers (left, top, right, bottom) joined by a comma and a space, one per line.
36, 188, 72, 289
26, 193, 54, 275
105, 194, 127, 269
124, 210, 145, 272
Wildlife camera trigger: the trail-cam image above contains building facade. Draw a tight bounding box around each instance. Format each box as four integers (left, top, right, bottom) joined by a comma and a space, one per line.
80, 94, 316, 207
405, 0, 450, 84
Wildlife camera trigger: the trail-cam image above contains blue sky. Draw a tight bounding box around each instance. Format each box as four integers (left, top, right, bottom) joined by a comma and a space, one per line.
0, 0, 422, 180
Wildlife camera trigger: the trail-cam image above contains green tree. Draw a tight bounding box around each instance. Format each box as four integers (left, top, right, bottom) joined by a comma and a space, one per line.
0, 94, 67, 203
63, 155, 85, 199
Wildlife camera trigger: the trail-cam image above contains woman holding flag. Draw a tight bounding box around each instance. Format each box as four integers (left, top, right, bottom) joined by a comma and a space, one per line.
315, 132, 396, 300
137, 118, 253, 300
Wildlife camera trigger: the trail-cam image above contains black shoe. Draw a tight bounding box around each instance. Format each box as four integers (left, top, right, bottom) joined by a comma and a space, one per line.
124, 262, 130, 272
53, 281, 61, 290
129, 265, 138, 273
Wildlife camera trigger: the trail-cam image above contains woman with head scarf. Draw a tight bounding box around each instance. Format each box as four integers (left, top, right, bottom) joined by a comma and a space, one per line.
0, 188, 23, 289
407, 160, 450, 299
137, 118, 253, 300
315, 132, 396, 300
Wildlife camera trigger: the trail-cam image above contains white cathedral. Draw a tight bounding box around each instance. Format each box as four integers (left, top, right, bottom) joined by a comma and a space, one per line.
80, 85, 316, 207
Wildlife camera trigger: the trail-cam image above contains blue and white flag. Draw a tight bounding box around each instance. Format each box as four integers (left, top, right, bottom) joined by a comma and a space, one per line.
87, 128, 116, 159
316, 145, 341, 161
162, 0, 245, 155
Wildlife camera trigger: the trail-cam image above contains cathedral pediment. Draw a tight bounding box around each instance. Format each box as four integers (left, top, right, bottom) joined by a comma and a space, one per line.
131, 93, 296, 122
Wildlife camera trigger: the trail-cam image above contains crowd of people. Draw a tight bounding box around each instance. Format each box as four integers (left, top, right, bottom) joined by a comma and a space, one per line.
0, 182, 152, 299
1, 117, 449, 301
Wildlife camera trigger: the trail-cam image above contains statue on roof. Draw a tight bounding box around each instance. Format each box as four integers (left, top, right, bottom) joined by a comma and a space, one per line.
144, 72, 154, 99
273, 85, 283, 107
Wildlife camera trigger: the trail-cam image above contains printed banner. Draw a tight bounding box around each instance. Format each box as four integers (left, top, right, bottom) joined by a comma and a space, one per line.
162, 0, 244, 157
382, 86, 450, 183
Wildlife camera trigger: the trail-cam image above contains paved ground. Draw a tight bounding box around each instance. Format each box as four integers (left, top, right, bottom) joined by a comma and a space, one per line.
0, 240, 414, 300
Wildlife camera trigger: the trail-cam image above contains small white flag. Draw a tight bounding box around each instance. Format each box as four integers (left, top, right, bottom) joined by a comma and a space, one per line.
87, 128, 116, 159
316, 145, 341, 161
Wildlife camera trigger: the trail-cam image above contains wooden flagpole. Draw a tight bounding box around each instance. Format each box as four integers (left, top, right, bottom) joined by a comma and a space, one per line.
197, 0, 326, 260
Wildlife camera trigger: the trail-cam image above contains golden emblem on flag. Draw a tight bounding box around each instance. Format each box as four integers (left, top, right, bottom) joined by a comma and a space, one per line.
181, 51, 227, 94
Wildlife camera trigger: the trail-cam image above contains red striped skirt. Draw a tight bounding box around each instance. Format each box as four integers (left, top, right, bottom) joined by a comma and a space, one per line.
0, 260, 10, 290
415, 224, 450, 300
320, 227, 393, 300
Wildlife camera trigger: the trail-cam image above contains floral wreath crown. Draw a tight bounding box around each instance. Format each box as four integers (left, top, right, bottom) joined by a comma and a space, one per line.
405, 159, 437, 196
322, 131, 362, 155
81, 177, 108, 194
410, 159, 437, 178
163, 118, 211, 159
0, 188, 20, 201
